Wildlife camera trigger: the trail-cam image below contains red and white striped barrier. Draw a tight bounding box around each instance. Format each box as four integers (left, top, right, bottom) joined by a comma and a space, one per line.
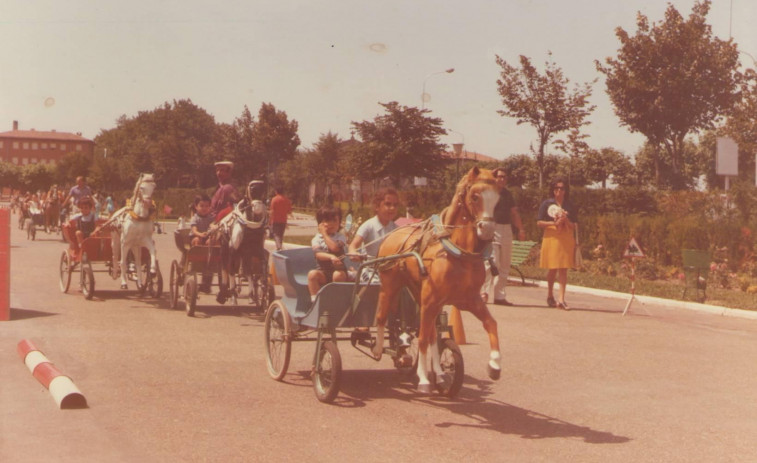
17, 339, 87, 409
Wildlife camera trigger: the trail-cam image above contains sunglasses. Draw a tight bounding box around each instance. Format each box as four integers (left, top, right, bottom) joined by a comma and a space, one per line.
554, 186, 566, 191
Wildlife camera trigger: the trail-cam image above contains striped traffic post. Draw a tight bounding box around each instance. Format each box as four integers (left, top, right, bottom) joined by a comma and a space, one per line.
17, 340, 87, 409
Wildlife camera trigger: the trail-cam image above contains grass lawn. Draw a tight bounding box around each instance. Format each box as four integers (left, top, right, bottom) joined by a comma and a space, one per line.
281, 235, 755, 311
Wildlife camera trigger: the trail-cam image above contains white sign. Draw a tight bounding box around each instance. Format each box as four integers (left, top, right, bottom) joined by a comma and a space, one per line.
623, 237, 645, 258
716, 137, 738, 176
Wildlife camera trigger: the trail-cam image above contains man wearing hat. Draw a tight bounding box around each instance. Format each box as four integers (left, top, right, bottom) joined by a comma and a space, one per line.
211, 161, 239, 220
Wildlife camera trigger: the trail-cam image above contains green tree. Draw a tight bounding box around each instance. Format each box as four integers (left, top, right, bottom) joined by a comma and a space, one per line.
721, 69, 757, 185
495, 53, 596, 188
584, 147, 634, 188
302, 132, 350, 201
222, 106, 260, 181
349, 101, 449, 186
596, 0, 742, 190
55, 152, 91, 185
251, 102, 300, 185
94, 99, 218, 189
21, 163, 55, 192
0, 162, 21, 190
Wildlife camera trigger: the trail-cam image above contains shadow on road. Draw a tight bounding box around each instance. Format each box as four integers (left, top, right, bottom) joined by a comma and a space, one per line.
294, 368, 630, 444
9, 307, 59, 320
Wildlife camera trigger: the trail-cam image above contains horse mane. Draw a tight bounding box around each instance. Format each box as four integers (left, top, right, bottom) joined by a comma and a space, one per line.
443, 166, 490, 226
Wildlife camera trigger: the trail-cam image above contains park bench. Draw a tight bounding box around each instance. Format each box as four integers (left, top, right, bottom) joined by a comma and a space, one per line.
509, 240, 538, 285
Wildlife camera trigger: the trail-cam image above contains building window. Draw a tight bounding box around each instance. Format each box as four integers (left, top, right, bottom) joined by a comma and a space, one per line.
41, 143, 48, 149
76, 144, 82, 151
22, 142, 29, 149
13, 142, 19, 149
12, 157, 18, 164
31, 157, 37, 163
32, 142, 38, 149
0, 141, 3, 148
60, 143, 66, 151
22, 157, 28, 165
50, 143, 56, 149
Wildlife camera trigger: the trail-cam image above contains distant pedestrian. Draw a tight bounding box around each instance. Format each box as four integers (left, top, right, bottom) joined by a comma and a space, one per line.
482, 167, 526, 306
537, 176, 578, 310
269, 185, 293, 251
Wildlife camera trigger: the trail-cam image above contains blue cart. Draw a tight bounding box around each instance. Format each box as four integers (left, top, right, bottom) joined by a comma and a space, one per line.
264, 247, 464, 403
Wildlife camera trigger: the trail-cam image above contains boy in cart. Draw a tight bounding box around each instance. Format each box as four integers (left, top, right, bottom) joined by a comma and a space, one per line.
307, 205, 349, 302
66, 196, 100, 260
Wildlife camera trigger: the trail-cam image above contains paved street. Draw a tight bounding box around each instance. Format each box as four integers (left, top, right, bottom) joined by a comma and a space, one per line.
2, 214, 757, 462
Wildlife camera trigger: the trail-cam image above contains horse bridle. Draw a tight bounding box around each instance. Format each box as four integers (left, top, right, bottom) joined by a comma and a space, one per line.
454, 178, 496, 226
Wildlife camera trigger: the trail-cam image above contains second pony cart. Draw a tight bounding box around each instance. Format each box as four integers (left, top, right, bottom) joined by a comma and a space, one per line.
59, 220, 162, 300
264, 246, 464, 403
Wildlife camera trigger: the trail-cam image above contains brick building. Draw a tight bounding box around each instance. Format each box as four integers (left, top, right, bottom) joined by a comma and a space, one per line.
0, 120, 94, 166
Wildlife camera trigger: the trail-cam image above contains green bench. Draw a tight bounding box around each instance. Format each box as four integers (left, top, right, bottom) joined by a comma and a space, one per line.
509, 240, 538, 284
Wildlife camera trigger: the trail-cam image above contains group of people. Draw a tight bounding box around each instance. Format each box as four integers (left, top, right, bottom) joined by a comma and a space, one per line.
304, 168, 578, 311
483, 168, 578, 310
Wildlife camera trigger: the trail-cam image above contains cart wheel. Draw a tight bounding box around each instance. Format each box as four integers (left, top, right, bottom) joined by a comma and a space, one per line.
184, 277, 197, 317
313, 340, 342, 403
80, 255, 95, 300
169, 260, 180, 309
59, 251, 72, 293
264, 300, 291, 381
435, 338, 464, 398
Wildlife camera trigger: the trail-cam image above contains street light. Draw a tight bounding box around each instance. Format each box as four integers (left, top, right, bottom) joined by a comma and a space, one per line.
421, 68, 454, 110
448, 129, 465, 177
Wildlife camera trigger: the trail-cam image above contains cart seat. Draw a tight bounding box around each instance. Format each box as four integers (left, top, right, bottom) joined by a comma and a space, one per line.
299, 282, 379, 329
272, 248, 317, 317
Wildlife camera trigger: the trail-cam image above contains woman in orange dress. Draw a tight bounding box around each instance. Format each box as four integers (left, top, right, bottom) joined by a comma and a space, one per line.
537, 177, 577, 310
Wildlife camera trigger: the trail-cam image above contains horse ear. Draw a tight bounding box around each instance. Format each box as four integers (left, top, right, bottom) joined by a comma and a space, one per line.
470, 166, 481, 177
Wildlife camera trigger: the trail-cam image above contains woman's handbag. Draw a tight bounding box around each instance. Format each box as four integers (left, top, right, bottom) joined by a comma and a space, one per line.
573, 225, 583, 269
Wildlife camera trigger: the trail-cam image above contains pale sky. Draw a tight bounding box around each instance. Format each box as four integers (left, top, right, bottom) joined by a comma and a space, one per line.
1, 0, 755, 161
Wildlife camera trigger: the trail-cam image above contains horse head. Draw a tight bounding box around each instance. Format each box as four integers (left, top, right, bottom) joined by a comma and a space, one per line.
445, 166, 499, 243
132, 173, 156, 218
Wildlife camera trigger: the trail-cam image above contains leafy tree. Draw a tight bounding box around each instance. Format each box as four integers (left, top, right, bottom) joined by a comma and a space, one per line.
21, 163, 55, 192
222, 106, 260, 182
0, 162, 21, 190
94, 99, 218, 189
301, 132, 350, 201
554, 128, 592, 187
251, 102, 300, 186
349, 101, 449, 186
55, 151, 91, 186
721, 70, 757, 185
495, 53, 596, 188
584, 147, 634, 188
596, 0, 742, 190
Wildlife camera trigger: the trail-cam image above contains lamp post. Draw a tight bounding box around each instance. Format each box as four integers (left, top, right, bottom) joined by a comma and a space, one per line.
421, 68, 454, 110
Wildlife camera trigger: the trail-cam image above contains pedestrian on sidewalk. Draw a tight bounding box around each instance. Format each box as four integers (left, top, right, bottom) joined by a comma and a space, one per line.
483, 167, 526, 306
537, 176, 578, 311
269, 185, 292, 251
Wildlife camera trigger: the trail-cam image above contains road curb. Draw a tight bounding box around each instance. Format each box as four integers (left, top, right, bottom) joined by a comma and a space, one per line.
17, 339, 88, 409
520, 278, 757, 320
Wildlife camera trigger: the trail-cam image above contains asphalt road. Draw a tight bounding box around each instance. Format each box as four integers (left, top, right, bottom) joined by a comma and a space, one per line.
2, 215, 757, 462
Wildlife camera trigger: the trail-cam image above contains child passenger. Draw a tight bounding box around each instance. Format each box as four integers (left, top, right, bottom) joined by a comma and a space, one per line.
190, 194, 216, 246
72, 196, 98, 247
307, 205, 348, 301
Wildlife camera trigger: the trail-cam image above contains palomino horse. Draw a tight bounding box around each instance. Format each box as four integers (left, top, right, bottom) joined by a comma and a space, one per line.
373, 167, 501, 393
111, 173, 159, 291
215, 180, 269, 306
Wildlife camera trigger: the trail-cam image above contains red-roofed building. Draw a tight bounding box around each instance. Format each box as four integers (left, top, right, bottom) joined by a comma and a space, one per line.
0, 120, 94, 166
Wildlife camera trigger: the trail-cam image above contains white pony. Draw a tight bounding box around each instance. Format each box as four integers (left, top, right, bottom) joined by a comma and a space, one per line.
110, 173, 159, 292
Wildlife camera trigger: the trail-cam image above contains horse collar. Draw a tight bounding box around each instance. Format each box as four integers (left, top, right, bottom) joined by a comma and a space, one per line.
430, 215, 491, 261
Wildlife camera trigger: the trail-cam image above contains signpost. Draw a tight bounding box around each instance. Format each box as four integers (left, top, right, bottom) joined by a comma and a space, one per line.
622, 237, 645, 316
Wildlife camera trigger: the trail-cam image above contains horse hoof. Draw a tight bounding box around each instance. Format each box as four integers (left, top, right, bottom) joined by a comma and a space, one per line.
487, 365, 501, 380
120, 284, 128, 290
417, 383, 434, 394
